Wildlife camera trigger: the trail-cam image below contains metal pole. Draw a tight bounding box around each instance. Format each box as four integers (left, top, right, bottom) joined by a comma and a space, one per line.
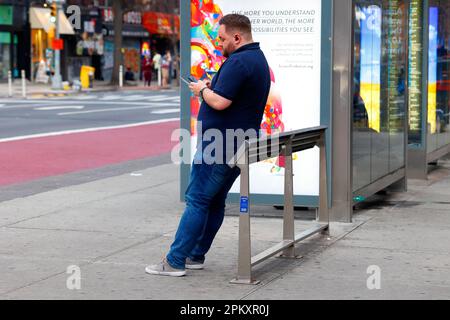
318, 133, 330, 234
331, 0, 354, 222
21, 70, 26, 98
51, 1, 63, 90
281, 139, 296, 258
8, 70, 13, 97
158, 67, 162, 87
230, 141, 259, 285
119, 65, 123, 88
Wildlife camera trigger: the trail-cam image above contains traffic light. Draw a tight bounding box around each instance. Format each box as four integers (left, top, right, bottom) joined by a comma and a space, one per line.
50, 3, 57, 24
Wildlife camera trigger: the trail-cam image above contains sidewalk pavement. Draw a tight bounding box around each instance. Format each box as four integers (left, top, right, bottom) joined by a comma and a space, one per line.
0, 157, 449, 300
0, 80, 179, 99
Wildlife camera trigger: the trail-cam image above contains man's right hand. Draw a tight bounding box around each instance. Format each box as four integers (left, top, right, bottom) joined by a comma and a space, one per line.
189, 80, 209, 97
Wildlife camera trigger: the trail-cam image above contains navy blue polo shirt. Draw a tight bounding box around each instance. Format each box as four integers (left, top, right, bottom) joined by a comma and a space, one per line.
197, 42, 271, 164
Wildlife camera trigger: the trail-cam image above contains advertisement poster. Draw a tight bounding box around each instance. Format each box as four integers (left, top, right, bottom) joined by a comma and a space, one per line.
358, 5, 381, 133
190, 0, 322, 196
428, 7, 438, 134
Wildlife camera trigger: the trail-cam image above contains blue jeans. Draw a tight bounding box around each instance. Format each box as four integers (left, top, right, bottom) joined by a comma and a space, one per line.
166, 162, 241, 269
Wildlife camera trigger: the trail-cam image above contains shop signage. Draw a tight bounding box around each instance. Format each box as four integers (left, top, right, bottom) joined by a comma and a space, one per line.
142, 12, 179, 35
52, 38, 64, 50
76, 33, 104, 56
102, 9, 143, 25
102, 8, 114, 23
124, 11, 142, 25
84, 20, 96, 33
189, 0, 323, 196
141, 41, 150, 56
102, 25, 149, 38
0, 31, 10, 44
81, 9, 102, 34
0, 5, 13, 25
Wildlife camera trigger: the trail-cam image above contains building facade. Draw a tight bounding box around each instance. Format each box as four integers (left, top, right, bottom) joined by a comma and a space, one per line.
0, 0, 31, 81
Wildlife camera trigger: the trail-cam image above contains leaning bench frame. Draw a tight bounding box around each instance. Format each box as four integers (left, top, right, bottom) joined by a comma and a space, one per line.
229, 126, 329, 285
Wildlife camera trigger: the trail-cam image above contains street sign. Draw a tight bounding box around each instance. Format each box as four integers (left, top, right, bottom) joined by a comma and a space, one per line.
52, 38, 64, 50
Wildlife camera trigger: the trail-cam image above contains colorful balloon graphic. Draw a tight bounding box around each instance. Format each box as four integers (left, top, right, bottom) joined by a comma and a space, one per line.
261, 69, 286, 172
190, 1, 287, 173
191, 0, 225, 135
191, 0, 224, 80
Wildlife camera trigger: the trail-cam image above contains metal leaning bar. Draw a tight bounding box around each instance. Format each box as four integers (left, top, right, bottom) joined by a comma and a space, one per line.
229, 126, 329, 285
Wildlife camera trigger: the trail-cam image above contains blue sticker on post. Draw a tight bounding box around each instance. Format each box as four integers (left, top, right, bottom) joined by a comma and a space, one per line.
240, 196, 249, 214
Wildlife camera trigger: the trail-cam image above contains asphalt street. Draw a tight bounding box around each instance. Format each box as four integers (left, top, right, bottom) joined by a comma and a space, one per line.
0, 90, 181, 200
0, 90, 180, 140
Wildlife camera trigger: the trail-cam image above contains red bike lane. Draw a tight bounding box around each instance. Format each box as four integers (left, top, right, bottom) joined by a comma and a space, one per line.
0, 121, 179, 187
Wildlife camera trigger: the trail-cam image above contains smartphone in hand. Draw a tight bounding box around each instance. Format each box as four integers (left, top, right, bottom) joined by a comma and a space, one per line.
180, 76, 199, 85
188, 76, 198, 83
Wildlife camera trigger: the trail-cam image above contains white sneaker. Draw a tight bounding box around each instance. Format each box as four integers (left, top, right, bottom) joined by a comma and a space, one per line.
145, 259, 186, 277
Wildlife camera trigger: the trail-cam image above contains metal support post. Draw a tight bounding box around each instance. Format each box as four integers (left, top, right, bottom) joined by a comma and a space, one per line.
8, 70, 13, 97
330, 0, 354, 222
52, 1, 63, 90
281, 139, 297, 258
230, 141, 259, 285
230, 127, 329, 285
158, 67, 162, 87
318, 133, 330, 234
119, 65, 124, 88
21, 70, 26, 98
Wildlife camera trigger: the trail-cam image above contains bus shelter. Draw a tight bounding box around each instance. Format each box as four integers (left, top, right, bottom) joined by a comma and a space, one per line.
179, 0, 412, 223
407, 0, 450, 179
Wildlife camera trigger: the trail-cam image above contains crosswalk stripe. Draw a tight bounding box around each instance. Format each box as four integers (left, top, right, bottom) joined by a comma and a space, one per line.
0, 94, 180, 104
35, 106, 85, 111
121, 95, 146, 101
148, 97, 178, 102
144, 95, 168, 99
151, 109, 180, 114
99, 95, 122, 100
97, 94, 174, 101
58, 103, 179, 115
72, 95, 96, 100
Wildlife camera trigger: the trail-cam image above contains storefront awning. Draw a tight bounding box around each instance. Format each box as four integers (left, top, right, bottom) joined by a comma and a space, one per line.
142, 12, 180, 36
30, 7, 75, 35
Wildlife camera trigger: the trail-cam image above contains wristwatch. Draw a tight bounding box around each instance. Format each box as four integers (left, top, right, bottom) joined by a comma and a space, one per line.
199, 87, 208, 101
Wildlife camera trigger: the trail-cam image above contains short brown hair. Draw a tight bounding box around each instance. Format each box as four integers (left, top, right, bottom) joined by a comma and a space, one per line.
219, 14, 252, 36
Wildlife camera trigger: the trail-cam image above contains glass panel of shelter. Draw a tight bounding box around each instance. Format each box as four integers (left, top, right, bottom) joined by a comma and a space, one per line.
353, 0, 408, 192
428, 0, 450, 152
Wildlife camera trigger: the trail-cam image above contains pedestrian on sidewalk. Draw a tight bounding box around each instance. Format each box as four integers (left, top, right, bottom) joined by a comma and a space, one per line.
145, 14, 271, 277
142, 54, 153, 87
152, 52, 162, 86
161, 50, 172, 87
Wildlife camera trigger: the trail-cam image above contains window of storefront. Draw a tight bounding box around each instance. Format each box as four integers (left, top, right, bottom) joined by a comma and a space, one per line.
123, 39, 141, 80
0, 5, 13, 25
0, 31, 11, 80
352, 0, 408, 191
427, 0, 450, 152
0, 5, 13, 81
31, 28, 53, 82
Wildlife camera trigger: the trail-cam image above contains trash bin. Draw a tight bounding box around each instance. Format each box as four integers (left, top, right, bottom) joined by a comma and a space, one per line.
80, 65, 95, 89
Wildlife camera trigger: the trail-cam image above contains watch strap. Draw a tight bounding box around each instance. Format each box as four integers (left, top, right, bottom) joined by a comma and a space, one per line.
200, 87, 208, 100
